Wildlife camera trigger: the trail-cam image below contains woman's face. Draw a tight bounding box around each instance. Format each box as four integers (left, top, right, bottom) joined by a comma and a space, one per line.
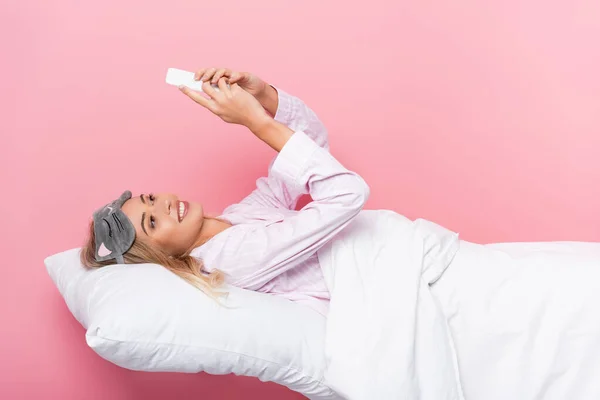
121, 192, 205, 256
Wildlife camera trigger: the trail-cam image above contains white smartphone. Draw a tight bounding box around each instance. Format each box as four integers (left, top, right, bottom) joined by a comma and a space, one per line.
165, 68, 224, 92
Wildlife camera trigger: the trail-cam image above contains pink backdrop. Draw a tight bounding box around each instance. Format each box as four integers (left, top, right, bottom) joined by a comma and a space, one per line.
2, 0, 599, 398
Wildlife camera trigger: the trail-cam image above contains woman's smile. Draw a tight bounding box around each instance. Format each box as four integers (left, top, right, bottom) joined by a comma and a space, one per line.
177, 200, 189, 222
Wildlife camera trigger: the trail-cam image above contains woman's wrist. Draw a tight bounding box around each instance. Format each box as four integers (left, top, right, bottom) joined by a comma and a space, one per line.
247, 114, 273, 136
249, 118, 293, 153
255, 84, 279, 116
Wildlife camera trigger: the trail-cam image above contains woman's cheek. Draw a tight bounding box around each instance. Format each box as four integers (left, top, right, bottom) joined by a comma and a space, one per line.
156, 220, 176, 244
163, 219, 178, 236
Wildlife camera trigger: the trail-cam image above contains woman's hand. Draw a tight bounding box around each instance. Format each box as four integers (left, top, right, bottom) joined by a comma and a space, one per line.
179, 78, 271, 131
194, 67, 267, 97
192, 67, 279, 116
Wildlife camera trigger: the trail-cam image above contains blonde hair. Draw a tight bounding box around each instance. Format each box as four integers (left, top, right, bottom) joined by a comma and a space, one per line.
80, 220, 228, 302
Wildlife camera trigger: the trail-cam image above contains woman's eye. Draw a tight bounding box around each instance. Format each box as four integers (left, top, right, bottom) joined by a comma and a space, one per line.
149, 193, 155, 204
150, 216, 156, 229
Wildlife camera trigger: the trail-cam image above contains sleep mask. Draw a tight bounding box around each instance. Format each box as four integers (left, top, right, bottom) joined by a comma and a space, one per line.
92, 190, 136, 264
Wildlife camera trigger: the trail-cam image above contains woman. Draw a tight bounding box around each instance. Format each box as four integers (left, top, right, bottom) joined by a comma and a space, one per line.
81, 66, 600, 397
82, 67, 369, 316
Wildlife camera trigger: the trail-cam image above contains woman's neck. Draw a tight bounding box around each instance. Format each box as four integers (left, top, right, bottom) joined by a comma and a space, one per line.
194, 216, 232, 248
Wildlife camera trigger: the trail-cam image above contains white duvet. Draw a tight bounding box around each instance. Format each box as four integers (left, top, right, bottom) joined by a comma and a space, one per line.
316, 210, 465, 400
431, 239, 600, 400
317, 209, 600, 400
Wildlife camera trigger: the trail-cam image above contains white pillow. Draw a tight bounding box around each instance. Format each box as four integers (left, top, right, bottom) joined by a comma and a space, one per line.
45, 248, 340, 400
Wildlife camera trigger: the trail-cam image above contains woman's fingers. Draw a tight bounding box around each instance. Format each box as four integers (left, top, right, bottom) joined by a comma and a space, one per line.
179, 85, 214, 111
217, 77, 231, 96
194, 67, 232, 84
228, 71, 243, 84
212, 68, 231, 84
200, 67, 217, 82
193, 68, 207, 81
194, 68, 244, 86
201, 81, 219, 99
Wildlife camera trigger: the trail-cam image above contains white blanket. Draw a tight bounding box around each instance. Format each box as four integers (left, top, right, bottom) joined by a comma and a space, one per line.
317, 210, 465, 400
430, 239, 600, 400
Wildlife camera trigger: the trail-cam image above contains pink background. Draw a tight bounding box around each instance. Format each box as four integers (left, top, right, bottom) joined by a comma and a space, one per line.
2, 0, 599, 398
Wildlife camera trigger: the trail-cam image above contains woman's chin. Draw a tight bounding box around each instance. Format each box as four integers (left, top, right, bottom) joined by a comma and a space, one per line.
186, 202, 202, 218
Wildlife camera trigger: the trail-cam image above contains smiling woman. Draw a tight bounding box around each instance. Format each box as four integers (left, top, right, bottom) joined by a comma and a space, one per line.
80, 192, 233, 302
122, 193, 209, 256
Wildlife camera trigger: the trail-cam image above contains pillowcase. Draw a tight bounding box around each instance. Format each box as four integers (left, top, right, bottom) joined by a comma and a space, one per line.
45, 248, 340, 399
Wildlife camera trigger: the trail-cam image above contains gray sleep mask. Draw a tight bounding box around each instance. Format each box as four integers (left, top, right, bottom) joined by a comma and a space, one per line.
92, 190, 136, 264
